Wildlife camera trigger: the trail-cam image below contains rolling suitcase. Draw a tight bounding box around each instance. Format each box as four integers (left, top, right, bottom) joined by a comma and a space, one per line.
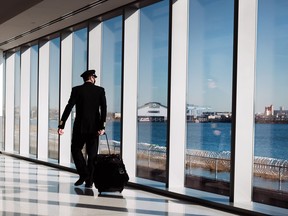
93, 133, 129, 194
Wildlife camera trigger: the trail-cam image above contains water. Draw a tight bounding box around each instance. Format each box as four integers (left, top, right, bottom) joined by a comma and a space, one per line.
51, 120, 287, 190
255, 124, 288, 160
49, 119, 288, 160
105, 121, 288, 160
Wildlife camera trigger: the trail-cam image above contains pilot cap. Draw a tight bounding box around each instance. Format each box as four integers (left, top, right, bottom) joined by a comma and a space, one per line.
80, 70, 97, 79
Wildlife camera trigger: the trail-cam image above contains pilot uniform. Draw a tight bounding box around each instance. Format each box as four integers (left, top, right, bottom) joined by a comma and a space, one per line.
58, 69, 107, 187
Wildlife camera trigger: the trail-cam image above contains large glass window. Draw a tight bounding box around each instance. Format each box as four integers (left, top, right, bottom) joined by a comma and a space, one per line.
0, 53, 5, 151
72, 28, 88, 87
71, 27, 88, 161
254, 0, 288, 208
48, 38, 60, 160
29, 45, 38, 156
186, 0, 234, 195
0, 53, 6, 151
71, 27, 88, 127
14, 51, 21, 153
137, 0, 169, 183
100, 16, 123, 154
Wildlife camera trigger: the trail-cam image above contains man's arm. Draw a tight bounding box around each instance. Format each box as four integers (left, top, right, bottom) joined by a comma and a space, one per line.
58, 88, 77, 134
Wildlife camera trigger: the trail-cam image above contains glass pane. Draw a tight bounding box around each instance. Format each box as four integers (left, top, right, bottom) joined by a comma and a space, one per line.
14, 51, 21, 153
100, 16, 122, 154
72, 28, 88, 87
254, 0, 288, 208
137, 0, 169, 183
48, 38, 60, 160
186, 0, 234, 195
0, 55, 5, 151
71, 27, 88, 162
29, 45, 38, 156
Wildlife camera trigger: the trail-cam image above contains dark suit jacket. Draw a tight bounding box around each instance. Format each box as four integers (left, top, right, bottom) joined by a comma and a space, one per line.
58, 82, 107, 135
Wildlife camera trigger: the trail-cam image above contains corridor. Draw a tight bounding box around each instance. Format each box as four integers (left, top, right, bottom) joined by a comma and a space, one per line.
0, 154, 238, 216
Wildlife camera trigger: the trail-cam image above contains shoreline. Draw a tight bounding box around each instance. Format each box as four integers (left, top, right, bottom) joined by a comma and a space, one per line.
99, 140, 288, 182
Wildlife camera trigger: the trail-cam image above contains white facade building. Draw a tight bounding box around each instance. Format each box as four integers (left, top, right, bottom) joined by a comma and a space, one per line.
138, 102, 167, 121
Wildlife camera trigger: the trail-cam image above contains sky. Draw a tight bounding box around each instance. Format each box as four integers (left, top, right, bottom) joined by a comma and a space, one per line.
255, 0, 288, 113
14, 0, 288, 115
187, 0, 234, 112
186, 0, 288, 114
68, 0, 288, 114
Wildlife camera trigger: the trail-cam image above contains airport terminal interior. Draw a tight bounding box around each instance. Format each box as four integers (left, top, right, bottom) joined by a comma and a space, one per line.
0, 0, 288, 215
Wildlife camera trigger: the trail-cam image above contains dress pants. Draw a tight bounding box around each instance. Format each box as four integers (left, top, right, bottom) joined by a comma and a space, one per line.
71, 132, 99, 183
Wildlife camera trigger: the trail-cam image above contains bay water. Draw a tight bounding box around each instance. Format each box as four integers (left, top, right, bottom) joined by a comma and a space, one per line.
106, 121, 288, 160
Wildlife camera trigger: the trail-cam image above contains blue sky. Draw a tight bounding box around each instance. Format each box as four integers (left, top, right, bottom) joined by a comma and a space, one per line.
255, 0, 288, 113
187, 0, 234, 112
138, 0, 169, 107
106, 0, 288, 114
39, 0, 288, 114
186, 0, 288, 113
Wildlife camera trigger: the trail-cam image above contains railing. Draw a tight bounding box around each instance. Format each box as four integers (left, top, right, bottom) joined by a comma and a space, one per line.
99, 140, 288, 191
185, 150, 231, 180
254, 157, 288, 191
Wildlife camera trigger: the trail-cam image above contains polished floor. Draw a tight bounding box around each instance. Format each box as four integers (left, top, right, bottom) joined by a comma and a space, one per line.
0, 154, 239, 216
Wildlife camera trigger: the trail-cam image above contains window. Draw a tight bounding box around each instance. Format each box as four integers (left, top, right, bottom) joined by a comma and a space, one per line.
72, 28, 88, 87
137, 0, 169, 183
48, 38, 60, 160
71, 27, 88, 162
186, 0, 234, 195
254, 0, 288, 208
14, 51, 21, 153
0, 53, 5, 151
100, 16, 123, 154
71, 27, 88, 126
148, 111, 159, 114
29, 45, 38, 156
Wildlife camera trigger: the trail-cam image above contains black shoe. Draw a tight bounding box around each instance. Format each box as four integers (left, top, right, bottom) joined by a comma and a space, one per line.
84, 188, 94, 196
85, 180, 93, 188
74, 177, 87, 186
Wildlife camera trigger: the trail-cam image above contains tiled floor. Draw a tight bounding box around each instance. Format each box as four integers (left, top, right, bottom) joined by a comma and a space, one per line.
0, 154, 238, 216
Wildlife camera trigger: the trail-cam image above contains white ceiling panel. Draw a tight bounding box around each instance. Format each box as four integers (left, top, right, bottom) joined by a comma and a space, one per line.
0, 0, 135, 51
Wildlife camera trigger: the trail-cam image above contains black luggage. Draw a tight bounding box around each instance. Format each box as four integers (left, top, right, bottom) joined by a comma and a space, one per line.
93, 133, 129, 194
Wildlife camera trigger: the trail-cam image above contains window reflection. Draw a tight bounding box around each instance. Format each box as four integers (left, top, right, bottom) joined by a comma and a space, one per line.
186, 0, 234, 195
137, 0, 169, 183
254, 0, 288, 208
14, 51, 21, 153
0, 54, 5, 151
72, 28, 88, 87
71, 28, 88, 162
100, 16, 122, 154
48, 38, 60, 160
29, 45, 38, 156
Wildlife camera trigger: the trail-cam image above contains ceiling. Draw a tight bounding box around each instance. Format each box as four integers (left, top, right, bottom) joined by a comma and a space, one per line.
0, 0, 135, 51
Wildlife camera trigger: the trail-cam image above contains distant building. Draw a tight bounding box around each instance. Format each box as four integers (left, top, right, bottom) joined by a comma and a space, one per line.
186, 104, 212, 117
256, 105, 288, 123
114, 112, 121, 119
186, 104, 212, 121
274, 106, 288, 118
264, 105, 273, 116
138, 102, 167, 122
114, 102, 231, 122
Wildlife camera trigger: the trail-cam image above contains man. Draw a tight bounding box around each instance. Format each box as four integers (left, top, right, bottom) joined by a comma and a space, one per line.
58, 69, 107, 188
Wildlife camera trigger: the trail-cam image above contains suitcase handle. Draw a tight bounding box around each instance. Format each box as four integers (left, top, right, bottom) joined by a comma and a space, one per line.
102, 133, 111, 154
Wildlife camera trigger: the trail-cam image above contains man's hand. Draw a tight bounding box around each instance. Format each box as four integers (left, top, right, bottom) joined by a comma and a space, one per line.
98, 129, 105, 136
58, 128, 64, 135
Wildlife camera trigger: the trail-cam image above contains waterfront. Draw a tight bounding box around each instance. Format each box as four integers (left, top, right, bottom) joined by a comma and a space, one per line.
105, 121, 288, 160
47, 119, 288, 192
105, 121, 288, 194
